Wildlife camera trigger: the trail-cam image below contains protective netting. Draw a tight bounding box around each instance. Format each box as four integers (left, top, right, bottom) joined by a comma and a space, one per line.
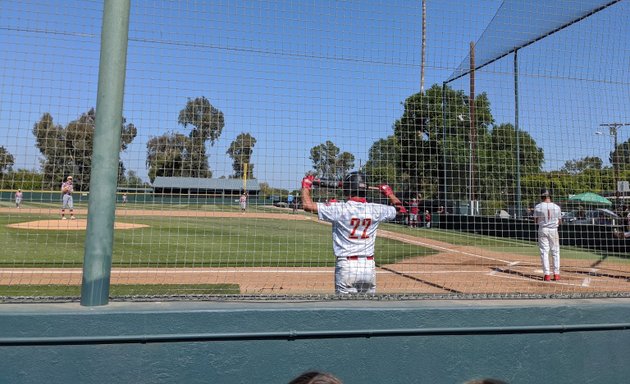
446, 0, 624, 82
0, 0, 629, 301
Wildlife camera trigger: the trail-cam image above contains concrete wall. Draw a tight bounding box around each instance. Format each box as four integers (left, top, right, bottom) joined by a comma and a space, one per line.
1, 299, 629, 384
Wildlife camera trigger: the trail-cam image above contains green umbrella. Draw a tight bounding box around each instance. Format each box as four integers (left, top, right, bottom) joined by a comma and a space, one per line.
568, 192, 612, 206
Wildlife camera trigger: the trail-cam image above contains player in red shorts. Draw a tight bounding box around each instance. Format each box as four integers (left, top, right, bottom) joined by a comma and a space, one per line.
408, 198, 419, 228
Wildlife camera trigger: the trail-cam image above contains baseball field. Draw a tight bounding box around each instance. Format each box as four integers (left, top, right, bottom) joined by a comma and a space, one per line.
1, 201, 630, 298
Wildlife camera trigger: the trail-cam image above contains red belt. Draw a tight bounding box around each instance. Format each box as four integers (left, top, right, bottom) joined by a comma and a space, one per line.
345, 256, 373, 260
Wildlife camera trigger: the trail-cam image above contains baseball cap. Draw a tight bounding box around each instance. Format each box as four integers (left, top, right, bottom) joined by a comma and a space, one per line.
67, 176, 73, 180
540, 188, 551, 197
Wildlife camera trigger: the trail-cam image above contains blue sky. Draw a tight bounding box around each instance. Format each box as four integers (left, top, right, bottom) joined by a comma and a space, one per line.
1, 0, 628, 190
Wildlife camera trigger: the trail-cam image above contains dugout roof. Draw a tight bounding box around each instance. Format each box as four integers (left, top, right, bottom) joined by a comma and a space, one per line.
446, 0, 622, 83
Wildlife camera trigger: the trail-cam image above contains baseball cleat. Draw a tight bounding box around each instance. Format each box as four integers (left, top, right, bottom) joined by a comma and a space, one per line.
543, 275, 551, 281
70, 216, 76, 220
553, 274, 560, 281
62, 217, 67, 220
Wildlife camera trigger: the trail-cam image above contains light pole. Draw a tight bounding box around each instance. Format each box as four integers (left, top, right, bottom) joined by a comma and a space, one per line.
598, 122, 630, 211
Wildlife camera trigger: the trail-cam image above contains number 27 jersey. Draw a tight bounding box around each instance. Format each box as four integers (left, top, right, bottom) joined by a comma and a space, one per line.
317, 200, 397, 257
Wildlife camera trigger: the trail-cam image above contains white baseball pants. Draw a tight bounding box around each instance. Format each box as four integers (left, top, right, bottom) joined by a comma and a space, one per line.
538, 227, 560, 275
335, 258, 376, 294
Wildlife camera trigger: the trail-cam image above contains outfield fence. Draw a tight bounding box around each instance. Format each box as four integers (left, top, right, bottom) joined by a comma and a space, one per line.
0, 190, 276, 206
1, 0, 629, 304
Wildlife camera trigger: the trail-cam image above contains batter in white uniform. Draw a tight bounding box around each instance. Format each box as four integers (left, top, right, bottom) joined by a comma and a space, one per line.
533, 188, 562, 281
301, 172, 406, 294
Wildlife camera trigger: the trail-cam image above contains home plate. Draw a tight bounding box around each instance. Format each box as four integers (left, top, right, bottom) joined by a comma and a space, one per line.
7, 219, 148, 230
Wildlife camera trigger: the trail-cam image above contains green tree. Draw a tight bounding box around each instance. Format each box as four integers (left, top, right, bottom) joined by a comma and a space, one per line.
309, 141, 355, 180
258, 181, 289, 199
384, 84, 546, 212
147, 97, 225, 182
32, 109, 137, 190
561, 156, 603, 174
394, 84, 493, 200
146, 133, 192, 183
178, 96, 225, 178
479, 123, 544, 208
0, 146, 15, 174
0, 169, 45, 190
611, 138, 630, 171
364, 136, 400, 185
227, 132, 256, 179
119, 170, 149, 188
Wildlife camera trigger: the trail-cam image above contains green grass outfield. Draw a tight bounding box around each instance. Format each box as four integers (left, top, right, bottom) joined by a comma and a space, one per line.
0, 210, 435, 268
0, 284, 240, 297
1, 201, 628, 268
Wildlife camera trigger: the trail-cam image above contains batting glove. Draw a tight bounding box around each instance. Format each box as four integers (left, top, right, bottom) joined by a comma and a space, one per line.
302, 175, 315, 190
378, 184, 394, 197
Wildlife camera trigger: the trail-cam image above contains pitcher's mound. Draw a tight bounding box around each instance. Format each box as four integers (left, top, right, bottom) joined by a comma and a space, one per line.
7, 219, 149, 230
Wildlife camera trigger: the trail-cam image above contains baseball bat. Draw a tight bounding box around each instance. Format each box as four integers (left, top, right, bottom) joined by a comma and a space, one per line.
313, 178, 341, 189
309, 178, 385, 192
315, 180, 381, 191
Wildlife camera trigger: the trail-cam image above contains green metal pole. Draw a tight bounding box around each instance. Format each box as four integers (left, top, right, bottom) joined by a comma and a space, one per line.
81, 0, 130, 306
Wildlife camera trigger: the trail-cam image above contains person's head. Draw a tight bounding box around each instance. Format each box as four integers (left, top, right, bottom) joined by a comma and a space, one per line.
67, 176, 73, 182
288, 371, 343, 384
540, 188, 551, 201
342, 172, 367, 198
17, 189, 21, 192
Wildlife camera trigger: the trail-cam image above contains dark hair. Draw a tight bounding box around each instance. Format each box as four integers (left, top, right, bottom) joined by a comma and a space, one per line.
540, 188, 551, 197
288, 371, 343, 384
342, 172, 367, 197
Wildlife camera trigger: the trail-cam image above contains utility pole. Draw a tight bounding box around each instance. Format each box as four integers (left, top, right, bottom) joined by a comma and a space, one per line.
600, 122, 630, 211
420, 0, 426, 93
469, 42, 476, 214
